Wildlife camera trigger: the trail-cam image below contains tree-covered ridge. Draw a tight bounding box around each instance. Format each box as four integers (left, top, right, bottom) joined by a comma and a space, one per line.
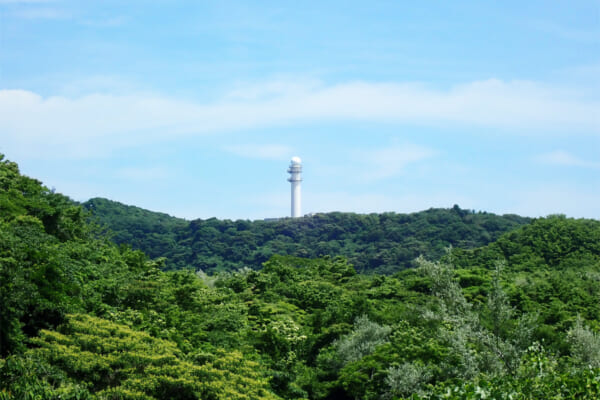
84, 197, 189, 264
448, 216, 600, 347
1, 154, 599, 399
0, 154, 88, 357
84, 198, 530, 273
0, 155, 282, 399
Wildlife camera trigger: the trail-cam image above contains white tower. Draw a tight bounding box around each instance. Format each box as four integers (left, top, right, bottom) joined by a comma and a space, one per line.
287, 156, 302, 218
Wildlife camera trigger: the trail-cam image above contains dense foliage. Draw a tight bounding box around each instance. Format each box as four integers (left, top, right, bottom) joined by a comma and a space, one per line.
0, 155, 280, 399
2, 154, 599, 399
84, 198, 529, 274
84, 198, 189, 267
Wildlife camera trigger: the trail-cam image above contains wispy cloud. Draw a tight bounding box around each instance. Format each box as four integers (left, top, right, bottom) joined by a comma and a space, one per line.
535, 150, 600, 169
115, 166, 171, 181
10, 6, 69, 19
359, 144, 436, 180
568, 62, 600, 79
224, 78, 321, 101
57, 75, 143, 97
3, 1, 126, 25
531, 20, 600, 43
250, 189, 475, 218
0, 0, 55, 4
509, 184, 600, 218
80, 15, 129, 28
1, 78, 598, 160
2, 0, 69, 20
224, 144, 293, 160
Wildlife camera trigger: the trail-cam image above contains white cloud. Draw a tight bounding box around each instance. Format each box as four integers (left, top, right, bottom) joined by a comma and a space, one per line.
535, 150, 600, 168
1, 78, 598, 160
224, 144, 293, 160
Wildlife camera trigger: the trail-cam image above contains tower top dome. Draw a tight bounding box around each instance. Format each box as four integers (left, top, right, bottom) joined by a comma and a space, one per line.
291, 156, 302, 165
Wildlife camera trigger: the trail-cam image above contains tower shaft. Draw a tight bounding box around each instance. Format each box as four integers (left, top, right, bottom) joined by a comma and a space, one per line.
290, 180, 301, 218
287, 157, 302, 218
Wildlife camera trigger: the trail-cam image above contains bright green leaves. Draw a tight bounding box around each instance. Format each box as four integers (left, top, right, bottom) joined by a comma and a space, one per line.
24, 314, 281, 400
0, 353, 94, 400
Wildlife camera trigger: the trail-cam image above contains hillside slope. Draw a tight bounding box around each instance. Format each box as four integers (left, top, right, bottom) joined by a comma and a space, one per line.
1, 154, 599, 399
0, 155, 282, 399
84, 198, 530, 273
447, 215, 600, 345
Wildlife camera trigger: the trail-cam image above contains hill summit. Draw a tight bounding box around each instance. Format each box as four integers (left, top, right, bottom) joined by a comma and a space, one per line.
84, 198, 530, 273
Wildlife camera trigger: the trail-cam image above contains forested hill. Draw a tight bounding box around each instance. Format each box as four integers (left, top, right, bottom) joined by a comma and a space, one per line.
2, 154, 600, 399
83, 197, 530, 273
0, 154, 284, 399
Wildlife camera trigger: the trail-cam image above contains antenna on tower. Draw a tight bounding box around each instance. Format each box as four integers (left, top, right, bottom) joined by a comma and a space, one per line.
288, 156, 302, 218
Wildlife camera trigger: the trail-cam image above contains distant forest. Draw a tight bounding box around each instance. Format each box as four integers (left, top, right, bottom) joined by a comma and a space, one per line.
83, 197, 530, 274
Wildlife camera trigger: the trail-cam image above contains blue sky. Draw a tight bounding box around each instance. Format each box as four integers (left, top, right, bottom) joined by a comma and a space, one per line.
1, 0, 599, 220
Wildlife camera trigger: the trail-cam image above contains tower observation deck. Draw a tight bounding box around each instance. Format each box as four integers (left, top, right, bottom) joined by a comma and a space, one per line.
287, 156, 302, 218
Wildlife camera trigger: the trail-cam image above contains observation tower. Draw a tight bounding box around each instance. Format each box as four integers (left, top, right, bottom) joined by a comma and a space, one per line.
287, 156, 302, 218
